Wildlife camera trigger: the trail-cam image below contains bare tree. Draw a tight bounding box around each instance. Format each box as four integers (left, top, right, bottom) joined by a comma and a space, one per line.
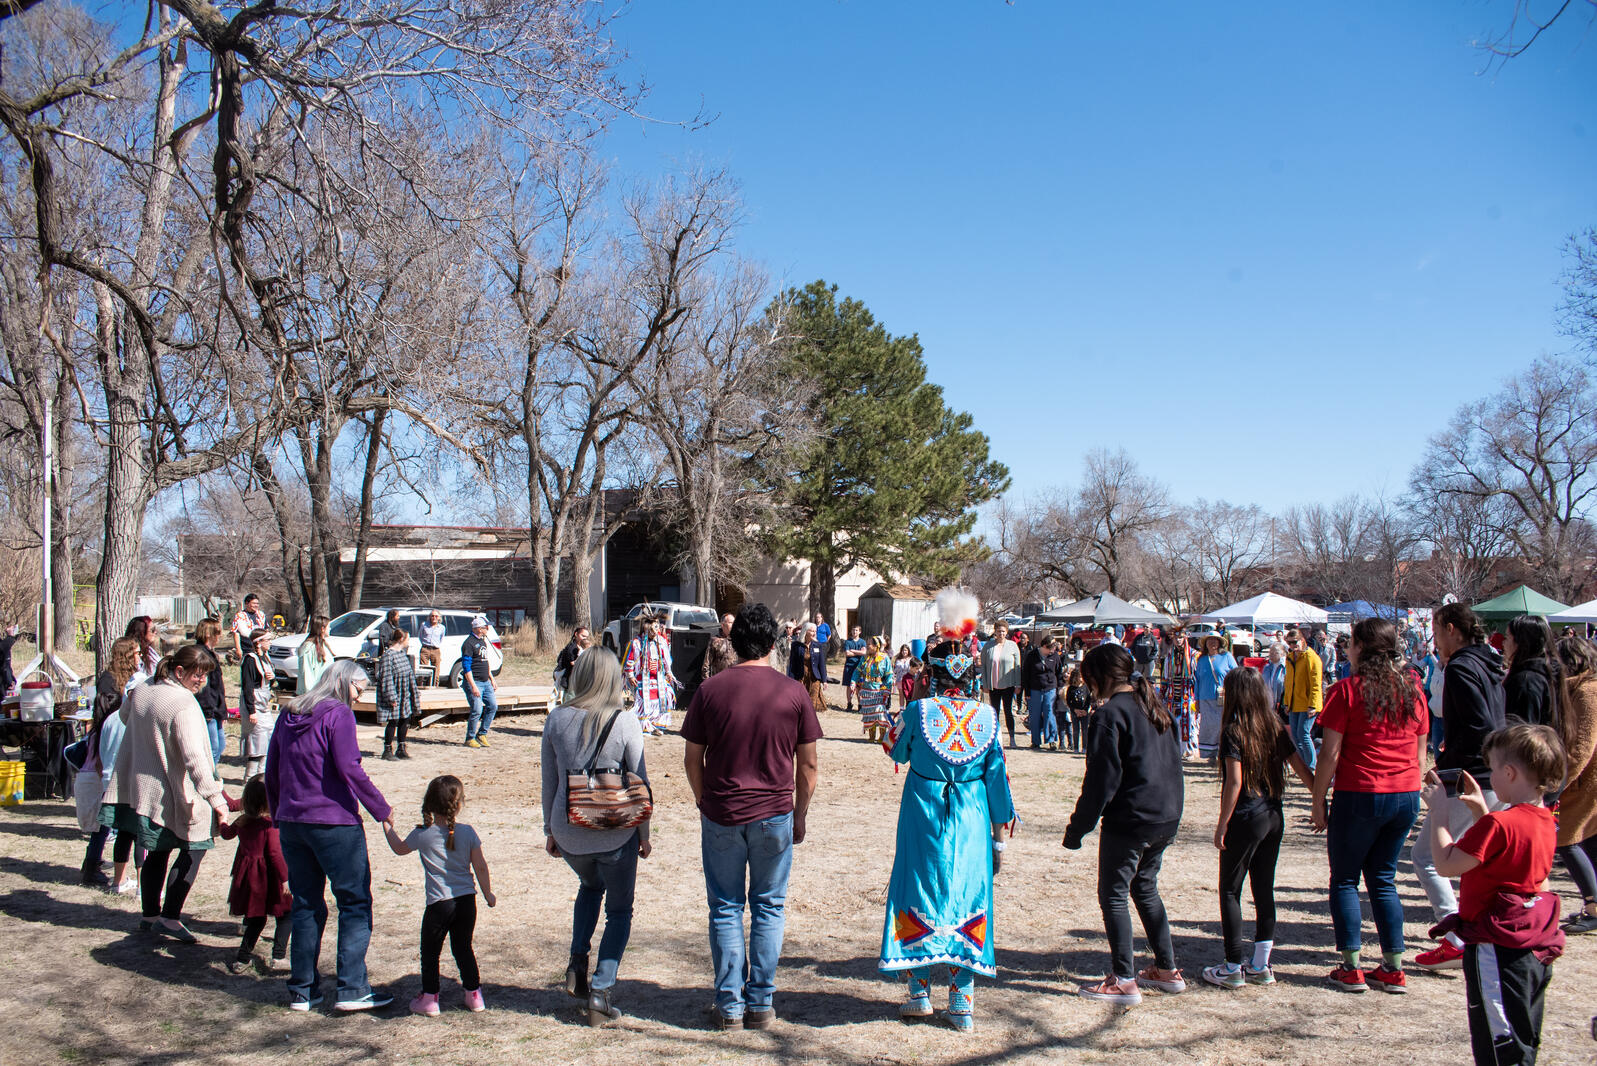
1405, 480, 1515, 604
1074, 448, 1170, 595
1480, 0, 1597, 59
1281, 496, 1373, 604
1131, 512, 1203, 614
1560, 227, 1597, 357
1186, 499, 1270, 605
645, 260, 814, 607
0, 0, 636, 667
1415, 355, 1597, 601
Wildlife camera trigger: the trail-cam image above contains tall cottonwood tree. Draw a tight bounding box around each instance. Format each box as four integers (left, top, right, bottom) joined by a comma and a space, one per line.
645, 261, 814, 608
1, 0, 634, 662
1414, 355, 1597, 602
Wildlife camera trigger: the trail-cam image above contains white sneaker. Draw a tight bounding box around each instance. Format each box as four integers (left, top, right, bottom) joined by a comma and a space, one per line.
113, 877, 138, 895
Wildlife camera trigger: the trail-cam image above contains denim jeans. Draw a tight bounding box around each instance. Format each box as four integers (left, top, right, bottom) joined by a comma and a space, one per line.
1412, 789, 1501, 921
205, 717, 225, 767
278, 821, 375, 1004
564, 834, 640, 991
1098, 825, 1177, 980
464, 679, 498, 740
1288, 711, 1318, 771
1326, 790, 1420, 954
1428, 715, 1445, 759
1027, 688, 1058, 747
700, 812, 794, 1017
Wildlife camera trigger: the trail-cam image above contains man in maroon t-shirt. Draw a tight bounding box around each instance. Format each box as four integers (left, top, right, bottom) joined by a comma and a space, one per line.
681, 602, 822, 1031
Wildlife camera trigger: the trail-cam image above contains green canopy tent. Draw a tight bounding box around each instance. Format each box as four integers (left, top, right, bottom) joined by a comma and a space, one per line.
1470, 585, 1571, 622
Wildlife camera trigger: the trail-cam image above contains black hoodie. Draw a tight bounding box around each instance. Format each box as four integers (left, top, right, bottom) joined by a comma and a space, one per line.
1438, 642, 1506, 789
1504, 661, 1557, 729
1064, 690, 1184, 847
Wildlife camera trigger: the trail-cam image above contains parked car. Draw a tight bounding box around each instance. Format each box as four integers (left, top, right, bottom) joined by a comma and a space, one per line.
267, 608, 503, 689
1067, 626, 1115, 653
1184, 622, 1256, 655
601, 601, 720, 652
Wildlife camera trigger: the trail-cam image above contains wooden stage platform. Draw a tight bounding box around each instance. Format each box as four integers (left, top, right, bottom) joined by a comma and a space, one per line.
350, 684, 557, 726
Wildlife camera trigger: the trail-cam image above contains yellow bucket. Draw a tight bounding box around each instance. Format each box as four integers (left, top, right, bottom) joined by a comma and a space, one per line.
0, 760, 23, 806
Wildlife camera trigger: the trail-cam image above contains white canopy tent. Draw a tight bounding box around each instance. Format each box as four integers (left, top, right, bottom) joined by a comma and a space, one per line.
1199, 592, 1328, 626
1549, 598, 1597, 624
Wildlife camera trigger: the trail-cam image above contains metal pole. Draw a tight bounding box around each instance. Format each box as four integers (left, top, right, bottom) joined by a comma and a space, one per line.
40, 390, 53, 668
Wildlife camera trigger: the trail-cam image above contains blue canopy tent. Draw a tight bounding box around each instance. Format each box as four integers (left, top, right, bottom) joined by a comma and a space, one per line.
1324, 600, 1401, 623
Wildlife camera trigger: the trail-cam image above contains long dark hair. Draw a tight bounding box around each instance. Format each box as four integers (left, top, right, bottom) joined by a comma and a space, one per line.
1349, 618, 1422, 727
1507, 614, 1562, 735
1221, 668, 1285, 799
1555, 633, 1596, 757
307, 614, 331, 663
1081, 644, 1169, 732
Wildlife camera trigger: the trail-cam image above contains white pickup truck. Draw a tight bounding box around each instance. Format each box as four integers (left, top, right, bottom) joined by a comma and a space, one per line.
601, 601, 720, 651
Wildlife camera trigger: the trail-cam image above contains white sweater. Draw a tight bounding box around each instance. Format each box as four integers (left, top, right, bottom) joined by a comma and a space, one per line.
104, 679, 223, 844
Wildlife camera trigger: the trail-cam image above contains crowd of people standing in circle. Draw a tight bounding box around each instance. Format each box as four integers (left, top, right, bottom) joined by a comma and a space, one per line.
51, 592, 1597, 1061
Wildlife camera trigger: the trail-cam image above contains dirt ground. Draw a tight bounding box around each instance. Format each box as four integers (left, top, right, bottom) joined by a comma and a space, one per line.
3, 676, 1595, 1066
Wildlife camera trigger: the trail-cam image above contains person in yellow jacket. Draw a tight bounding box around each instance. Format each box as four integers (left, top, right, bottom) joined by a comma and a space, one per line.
1282, 629, 1324, 771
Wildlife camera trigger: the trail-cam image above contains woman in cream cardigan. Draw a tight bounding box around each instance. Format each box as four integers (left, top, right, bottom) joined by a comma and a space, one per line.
101, 644, 232, 942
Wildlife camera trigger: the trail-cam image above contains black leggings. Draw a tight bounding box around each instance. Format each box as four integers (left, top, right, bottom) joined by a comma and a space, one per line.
989, 688, 1016, 737
1098, 826, 1177, 980
1558, 835, 1597, 906
112, 832, 146, 868
1218, 804, 1284, 964
383, 719, 409, 746
240, 915, 290, 959
142, 848, 204, 920
421, 894, 479, 994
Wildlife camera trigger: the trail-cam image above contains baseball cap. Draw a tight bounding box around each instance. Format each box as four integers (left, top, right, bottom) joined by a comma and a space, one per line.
471, 614, 490, 629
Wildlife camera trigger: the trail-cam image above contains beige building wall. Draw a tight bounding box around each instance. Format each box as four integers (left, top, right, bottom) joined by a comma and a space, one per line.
743, 557, 886, 629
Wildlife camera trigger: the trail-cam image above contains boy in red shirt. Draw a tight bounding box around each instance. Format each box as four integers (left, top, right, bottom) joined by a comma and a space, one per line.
1424, 723, 1567, 1066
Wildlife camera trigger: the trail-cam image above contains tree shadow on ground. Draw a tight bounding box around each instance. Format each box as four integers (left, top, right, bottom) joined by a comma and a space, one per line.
0, 817, 88, 842
4, 885, 240, 939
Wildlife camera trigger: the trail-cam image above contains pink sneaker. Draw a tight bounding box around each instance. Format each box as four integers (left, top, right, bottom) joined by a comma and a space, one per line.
409, 992, 440, 1016
464, 988, 486, 1013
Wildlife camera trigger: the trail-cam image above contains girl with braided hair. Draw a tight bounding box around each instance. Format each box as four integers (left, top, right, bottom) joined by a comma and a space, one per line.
385, 776, 496, 1016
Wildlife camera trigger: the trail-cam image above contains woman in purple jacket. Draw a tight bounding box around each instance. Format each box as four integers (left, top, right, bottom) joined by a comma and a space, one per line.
264, 660, 394, 1012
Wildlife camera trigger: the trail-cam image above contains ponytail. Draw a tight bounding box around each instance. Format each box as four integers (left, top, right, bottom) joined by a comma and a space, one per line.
153, 643, 217, 683
1434, 603, 1487, 646
1082, 643, 1171, 733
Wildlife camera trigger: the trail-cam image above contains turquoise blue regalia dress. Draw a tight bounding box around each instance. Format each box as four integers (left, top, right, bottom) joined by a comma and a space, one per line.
878, 690, 1015, 980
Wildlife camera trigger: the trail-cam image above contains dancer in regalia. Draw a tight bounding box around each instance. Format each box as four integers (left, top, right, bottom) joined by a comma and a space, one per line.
878, 590, 1016, 1032
623, 613, 678, 736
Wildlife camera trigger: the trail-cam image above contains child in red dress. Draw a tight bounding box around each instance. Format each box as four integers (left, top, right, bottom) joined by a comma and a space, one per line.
220, 776, 291, 973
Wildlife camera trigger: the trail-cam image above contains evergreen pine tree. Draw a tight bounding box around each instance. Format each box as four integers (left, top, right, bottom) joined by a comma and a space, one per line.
772, 281, 1009, 619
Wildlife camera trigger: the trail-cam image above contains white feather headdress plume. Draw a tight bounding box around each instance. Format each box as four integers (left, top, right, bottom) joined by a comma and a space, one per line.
934, 587, 979, 641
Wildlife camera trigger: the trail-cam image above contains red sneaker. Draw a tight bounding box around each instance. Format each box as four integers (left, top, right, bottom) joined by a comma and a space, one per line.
1327, 966, 1367, 993
1364, 966, 1408, 994
1413, 942, 1465, 970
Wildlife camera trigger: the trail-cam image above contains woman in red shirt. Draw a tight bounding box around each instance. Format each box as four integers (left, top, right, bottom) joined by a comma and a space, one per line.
1310, 618, 1429, 995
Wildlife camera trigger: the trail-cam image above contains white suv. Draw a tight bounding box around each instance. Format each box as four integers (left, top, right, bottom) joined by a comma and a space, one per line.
268, 608, 503, 689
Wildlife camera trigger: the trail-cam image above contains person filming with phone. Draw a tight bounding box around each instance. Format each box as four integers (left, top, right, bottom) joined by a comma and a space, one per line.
1412, 603, 1508, 971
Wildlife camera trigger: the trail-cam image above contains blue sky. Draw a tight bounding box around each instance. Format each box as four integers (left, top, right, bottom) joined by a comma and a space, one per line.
599, 1, 1597, 514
